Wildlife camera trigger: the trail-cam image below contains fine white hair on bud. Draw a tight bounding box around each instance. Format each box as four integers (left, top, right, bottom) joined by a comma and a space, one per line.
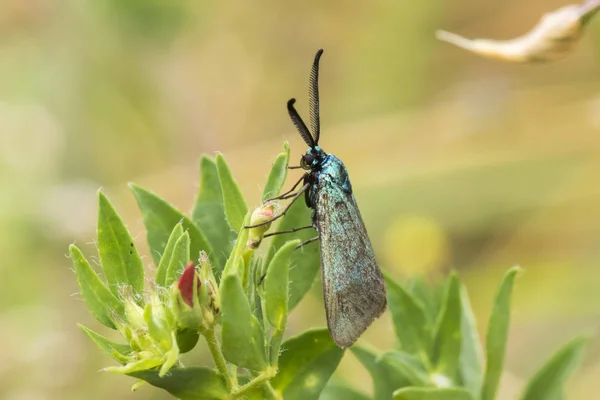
437, 1, 600, 63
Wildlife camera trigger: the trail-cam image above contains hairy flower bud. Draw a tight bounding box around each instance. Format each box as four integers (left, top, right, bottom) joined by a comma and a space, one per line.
198, 252, 221, 321
178, 261, 202, 307
247, 202, 278, 249
171, 257, 219, 331
104, 285, 180, 379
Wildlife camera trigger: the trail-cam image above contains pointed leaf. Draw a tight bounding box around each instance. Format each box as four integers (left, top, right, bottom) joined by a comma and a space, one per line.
220, 213, 251, 280
520, 336, 587, 400
266, 198, 319, 309
192, 155, 234, 269
220, 273, 267, 371
271, 328, 344, 400
394, 387, 474, 400
70, 245, 123, 329
481, 267, 519, 400
129, 367, 227, 400
379, 351, 430, 386
79, 324, 132, 363
351, 345, 410, 400
129, 183, 215, 269
432, 273, 462, 380
216, 153, 247, 233
155, 223, 184, 286
407, 276, 441, 324
97, 191, 145, 296
385, 275, 432, 360
265, 239, 300, 330
459, 285, 484, 397
165, 232, 191, 287
262, 142, 290, 201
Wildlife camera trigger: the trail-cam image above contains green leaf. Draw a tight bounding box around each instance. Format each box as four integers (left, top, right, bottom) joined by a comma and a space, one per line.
459, 285, 484, 398
265, 239, 300, 330
129, 183, 215, 268
407, 276, 441, 324
432, 272, 462, 381
271, 328, 344, 400
321, 382, 370, 400
385, 275, 432, 360
220, 213, 251, 280
192, 155, 234, 270
70, 245, 124, 329
379, 351, 430, 387
176, 329, 200, 354
78, 324, 132, 363
216, 153, 248, 233
520, 336, 587, 400
394, 387, 474, 400
129, 367, 228, 400
155, 223, 184, 287
97, 191, 145, 296
351, 345, 410, 400
481, 267, 519, 400
266, 198, 319, 310
220, 273, 267, 371
164, 232, 191, 287
262, 142, 290, 201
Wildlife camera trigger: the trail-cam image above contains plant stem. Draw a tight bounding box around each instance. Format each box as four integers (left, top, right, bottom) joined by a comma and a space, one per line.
270, 328, 284, 366
262, 381, 280, 400
203, 328, 233, 391
232, 366, 277, 398
258, 260, 272, 359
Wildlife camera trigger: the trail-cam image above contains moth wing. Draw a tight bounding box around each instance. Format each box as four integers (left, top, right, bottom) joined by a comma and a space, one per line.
315, 185, 386, 348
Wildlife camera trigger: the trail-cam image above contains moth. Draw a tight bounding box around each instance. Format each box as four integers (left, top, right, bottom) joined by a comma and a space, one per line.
248, 49, 386, 348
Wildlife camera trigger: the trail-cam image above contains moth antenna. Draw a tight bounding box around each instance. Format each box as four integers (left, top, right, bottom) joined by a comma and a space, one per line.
309, 49, 323, 145
287, 98, 315, 148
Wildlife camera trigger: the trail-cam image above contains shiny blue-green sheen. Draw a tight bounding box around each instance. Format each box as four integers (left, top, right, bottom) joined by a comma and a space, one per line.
308, 151, 387, 348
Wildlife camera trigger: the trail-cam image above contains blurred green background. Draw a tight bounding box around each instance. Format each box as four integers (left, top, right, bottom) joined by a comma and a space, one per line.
1, 0, 600, 399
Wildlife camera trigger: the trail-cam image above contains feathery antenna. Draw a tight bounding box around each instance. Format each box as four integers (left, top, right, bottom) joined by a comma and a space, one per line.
287, 99, 315, 148
309, 49, 323, 145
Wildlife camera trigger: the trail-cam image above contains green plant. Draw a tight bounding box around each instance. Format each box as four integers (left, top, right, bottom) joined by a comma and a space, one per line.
347, 269, 588, 400
71, 142, 589, 399
71, 142, 344, 399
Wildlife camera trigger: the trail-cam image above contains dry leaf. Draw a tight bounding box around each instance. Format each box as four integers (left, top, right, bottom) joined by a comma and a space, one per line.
437, 1, 600, 63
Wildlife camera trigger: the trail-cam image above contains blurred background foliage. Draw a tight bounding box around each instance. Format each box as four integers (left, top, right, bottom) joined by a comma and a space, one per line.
1, 0, 600, 399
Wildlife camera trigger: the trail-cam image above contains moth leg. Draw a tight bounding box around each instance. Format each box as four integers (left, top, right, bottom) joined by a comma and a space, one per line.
263, 225, 314, 238
244, 183, 310, 229
295, 236, 318, 250
257, 225, 314, 285
288, 165, 303, 170
257, 273, 267, 286
273, 191, 307, 201
264, 173, 307, 202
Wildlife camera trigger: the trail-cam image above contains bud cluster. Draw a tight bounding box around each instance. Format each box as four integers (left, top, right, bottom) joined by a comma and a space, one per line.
104, 252, 221, 379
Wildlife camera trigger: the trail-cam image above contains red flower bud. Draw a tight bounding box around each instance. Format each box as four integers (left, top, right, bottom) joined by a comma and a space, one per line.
177, 262, 201, 307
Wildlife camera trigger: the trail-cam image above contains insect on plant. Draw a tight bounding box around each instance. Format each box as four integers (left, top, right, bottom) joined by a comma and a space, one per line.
245, 49, 387, 348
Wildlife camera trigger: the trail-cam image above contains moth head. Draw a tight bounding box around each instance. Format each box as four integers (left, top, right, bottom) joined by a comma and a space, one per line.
300, 146, 324, 170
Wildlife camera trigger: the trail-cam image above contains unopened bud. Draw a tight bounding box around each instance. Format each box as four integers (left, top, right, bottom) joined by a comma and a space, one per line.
178, 261, 201, 307
120, 286, 146, 329
170, 258, 219, 331
247, 202, 278, 249
198, 252, 221, 320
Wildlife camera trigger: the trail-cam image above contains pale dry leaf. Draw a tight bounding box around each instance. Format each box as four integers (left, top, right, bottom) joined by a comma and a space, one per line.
437, 1, 600, 63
